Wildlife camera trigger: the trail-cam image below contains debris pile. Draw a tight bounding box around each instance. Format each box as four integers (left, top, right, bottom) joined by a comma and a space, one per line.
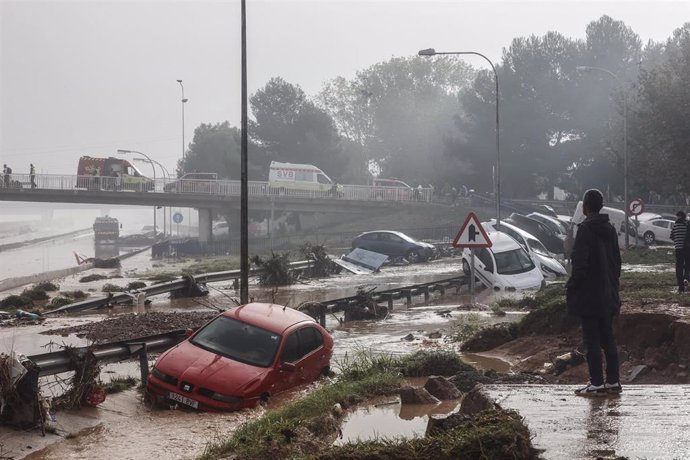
251, 252, 294, 286
343, 287, 387, 322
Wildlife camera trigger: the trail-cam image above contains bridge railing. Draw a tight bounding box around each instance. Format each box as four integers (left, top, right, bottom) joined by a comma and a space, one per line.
0, 173, 433, 202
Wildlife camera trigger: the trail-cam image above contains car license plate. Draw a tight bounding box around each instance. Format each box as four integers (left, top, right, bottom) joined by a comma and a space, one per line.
168, 391, 199, 409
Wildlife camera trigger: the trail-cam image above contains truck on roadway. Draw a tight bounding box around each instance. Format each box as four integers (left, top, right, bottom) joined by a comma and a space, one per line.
77, 156, 154, 191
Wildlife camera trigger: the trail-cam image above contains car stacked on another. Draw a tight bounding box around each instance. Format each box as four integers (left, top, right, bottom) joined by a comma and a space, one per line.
505, 213, 564, 256
351, 230, 435, 263
461, 231, 545, 291
147, 303, 333, 412
482, 219, 567, 280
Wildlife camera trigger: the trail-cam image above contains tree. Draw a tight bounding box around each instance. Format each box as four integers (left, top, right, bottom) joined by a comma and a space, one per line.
631, 23, 690, 197
179, 122, 266, 180
250, 77, 347, 180
319, 56, 475, 186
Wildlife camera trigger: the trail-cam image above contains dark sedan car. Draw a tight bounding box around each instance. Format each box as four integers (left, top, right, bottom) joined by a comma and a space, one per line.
351, 230, 435, 263
505, 213, 564, 255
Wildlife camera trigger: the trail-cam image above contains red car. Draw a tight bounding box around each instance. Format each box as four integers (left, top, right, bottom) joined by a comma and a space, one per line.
146, 303, 333, 412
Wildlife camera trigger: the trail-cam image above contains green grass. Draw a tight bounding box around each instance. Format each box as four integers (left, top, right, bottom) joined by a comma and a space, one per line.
622, 246, 674, 265
312, 409, 534, 460
200, 350, 474, 460
451, 313, 483, 342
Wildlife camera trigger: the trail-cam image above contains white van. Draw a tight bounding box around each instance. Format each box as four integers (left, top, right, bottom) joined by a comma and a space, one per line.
268, 161, 335, 194
572, 201, 635, 248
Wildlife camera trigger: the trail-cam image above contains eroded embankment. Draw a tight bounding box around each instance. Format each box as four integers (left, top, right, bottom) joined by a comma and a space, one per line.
461, 271, 690, 384
200, 351, 539, 460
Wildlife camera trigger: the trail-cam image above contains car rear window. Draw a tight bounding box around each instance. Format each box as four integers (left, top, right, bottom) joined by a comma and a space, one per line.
495, 248, 536, 275
191, 316, 281, 368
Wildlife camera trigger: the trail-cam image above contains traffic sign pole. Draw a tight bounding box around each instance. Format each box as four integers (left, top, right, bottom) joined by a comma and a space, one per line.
470, 248, 476, 298
628, 198, 645, 249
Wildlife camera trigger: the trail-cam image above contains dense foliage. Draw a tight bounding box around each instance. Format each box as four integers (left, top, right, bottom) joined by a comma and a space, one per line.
180, 16, 690, 202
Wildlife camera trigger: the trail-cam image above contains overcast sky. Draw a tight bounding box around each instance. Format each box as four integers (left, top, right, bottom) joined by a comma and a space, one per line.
1, 0, 688, 176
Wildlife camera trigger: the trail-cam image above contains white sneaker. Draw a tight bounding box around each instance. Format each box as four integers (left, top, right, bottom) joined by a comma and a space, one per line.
605, 382, 623, 394
574, 383, 606, 395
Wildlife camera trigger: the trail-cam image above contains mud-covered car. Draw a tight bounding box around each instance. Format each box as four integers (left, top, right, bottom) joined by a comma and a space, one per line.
147, 303, 333, 412
351, 230, 435, 263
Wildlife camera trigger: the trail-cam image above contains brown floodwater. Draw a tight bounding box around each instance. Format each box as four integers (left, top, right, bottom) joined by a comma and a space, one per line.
4, 257, 525, 459
334, 398, 460, 446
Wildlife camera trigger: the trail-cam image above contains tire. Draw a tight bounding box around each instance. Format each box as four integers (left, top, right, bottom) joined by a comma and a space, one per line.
643, 231, 655, 245
462, 259, 470, 275
406, 249, 422, 264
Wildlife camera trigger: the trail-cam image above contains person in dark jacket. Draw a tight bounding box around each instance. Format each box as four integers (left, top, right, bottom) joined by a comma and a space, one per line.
670, 211, 689, 292
566, 189, 622, 395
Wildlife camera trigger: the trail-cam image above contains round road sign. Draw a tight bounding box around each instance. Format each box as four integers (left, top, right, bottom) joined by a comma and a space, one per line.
628, 198, 645, 216
173, 212, 184, 224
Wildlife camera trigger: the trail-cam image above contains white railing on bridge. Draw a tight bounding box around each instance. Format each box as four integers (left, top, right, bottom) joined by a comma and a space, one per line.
0, 173, 433, 202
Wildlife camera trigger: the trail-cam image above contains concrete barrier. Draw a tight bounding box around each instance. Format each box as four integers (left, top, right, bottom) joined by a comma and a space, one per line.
0, 263, 94, 292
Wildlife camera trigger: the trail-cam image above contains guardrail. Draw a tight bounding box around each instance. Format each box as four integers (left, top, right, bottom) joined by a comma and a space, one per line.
43, 260, 315, 315
0, 173, 433, 203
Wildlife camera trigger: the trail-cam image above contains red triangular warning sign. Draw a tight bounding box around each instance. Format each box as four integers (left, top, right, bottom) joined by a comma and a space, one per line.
452, 212, 492, 248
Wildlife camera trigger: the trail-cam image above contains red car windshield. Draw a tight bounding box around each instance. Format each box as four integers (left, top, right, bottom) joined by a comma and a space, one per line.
191, 316, 281, 368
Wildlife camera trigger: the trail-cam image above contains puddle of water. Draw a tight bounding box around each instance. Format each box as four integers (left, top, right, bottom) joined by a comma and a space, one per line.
460, 352, 512, 373
334, 398, 459, 446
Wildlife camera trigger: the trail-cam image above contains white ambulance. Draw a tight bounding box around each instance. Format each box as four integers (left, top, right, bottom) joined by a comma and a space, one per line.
267, 161, 336, 194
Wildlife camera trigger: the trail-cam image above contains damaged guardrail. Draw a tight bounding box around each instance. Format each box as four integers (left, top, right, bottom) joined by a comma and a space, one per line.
42, 260, 315, 315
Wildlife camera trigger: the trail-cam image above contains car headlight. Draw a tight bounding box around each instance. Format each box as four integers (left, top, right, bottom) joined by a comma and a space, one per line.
211, 392, 244, 404
151, 366, 178, 385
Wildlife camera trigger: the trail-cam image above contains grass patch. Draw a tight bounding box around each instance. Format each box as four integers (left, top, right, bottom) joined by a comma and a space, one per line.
61, 290, 88, 300
0, 294, 32, 309
125, 281, 147, 290
460, 323, 519, 353
35, 282, 59, 292
451, 313, 483, 342
398, 350, 470, 377
200, 370, 400, 460
80, 274, 108, 283
622, 246, 674, 265
201, 350, 488, 460
103, 376, 137, 394
619, 270, 690, 305
315, 409, 534, 460
20, 286, 49, 301
49, 297, 73, 308
102, 283, 125, 292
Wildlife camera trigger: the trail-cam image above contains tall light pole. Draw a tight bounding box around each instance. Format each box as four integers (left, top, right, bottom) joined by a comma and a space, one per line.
576, 65, 629, 249
117, 149, 157, 236
419, 48, 501, 229
176, 80, 189, 164
240, 0, 249, 304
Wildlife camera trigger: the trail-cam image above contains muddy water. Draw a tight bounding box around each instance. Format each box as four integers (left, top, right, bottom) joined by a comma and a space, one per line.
8, 258, 525, 459
487, 384, 690, 460
334, 398, 460, 446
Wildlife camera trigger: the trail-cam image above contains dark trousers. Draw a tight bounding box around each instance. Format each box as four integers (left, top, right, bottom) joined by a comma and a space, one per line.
675, 249, 690, 291
581, 315, 619, 386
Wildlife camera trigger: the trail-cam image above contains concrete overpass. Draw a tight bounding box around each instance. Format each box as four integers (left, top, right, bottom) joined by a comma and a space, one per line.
0, 173, 435, 241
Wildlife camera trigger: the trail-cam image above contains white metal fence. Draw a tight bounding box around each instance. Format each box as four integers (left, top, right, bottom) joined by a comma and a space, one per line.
0, 173, 433, 202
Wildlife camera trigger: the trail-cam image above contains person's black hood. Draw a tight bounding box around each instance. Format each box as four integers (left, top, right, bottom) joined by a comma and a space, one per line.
583, 213, 613, 237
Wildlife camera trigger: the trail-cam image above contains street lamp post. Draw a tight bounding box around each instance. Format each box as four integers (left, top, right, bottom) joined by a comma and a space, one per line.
239, 0, 249, 304
117, 149, 157, 236
133, 157, 172, 236
176, 80, 189, 163
418, 48, 501, 230
576, 66, 629, 249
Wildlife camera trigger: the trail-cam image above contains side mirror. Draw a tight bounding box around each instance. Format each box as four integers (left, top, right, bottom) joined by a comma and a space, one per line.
280, 362, 296, 372
185, 328, 194, 338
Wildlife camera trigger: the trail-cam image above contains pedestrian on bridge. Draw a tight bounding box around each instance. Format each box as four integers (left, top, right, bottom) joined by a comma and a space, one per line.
29, 163, 36, 189
3, 164, 11, 188
566, 189, 622, 395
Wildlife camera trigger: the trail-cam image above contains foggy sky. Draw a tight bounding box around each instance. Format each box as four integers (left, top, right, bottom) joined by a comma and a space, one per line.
1, 0, 688, 177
